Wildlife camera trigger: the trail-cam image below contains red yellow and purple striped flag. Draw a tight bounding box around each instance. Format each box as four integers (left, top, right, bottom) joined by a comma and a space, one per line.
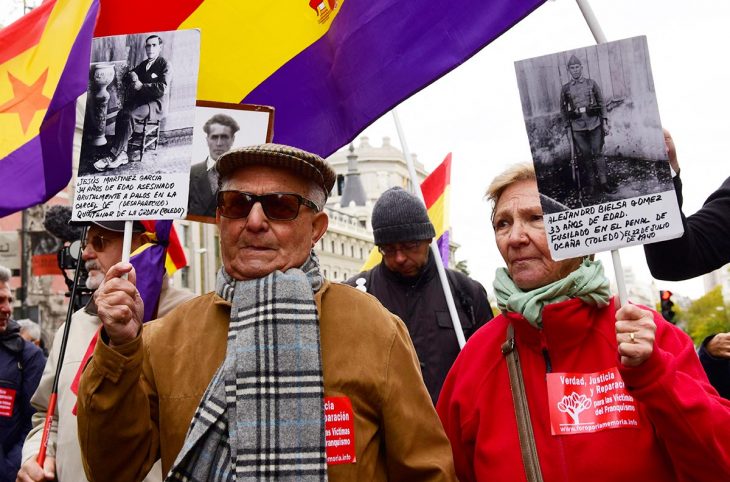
423, 153, 452, 267
0, 0, 99, 216
362, 153, 452, 270
131, 220, 187, 322
94, 0, 545, 157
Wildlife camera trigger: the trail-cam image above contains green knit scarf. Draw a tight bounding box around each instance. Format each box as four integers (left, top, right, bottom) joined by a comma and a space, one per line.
494, 258, 611, 328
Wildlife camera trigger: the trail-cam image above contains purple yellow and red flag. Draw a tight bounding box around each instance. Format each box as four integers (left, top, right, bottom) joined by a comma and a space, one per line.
0, 0, 99, 217
361, 153, 452, 271
94, 0, 545, 157
131, 220, 187, 323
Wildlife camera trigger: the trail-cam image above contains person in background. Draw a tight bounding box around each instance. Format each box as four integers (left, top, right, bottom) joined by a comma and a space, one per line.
700, 332, 730, 399
437, 163, 730, 481
0, 266, 44, 482
16, 320, 46, 357
643, 129, 730, 400
345, 187, 492, 403
17, 221, 193, 482
643, 130, 729, 279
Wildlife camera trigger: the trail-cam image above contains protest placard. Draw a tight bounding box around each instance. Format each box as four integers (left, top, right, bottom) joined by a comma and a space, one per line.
515, 36, 683, 260
72, 29, 200, 222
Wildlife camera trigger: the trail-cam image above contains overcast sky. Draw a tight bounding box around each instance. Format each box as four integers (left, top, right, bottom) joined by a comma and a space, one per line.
0, 0, 39, 27
357, 0, 729, 300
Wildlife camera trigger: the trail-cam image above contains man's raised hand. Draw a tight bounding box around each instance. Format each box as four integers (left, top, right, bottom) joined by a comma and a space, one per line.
95, 262, 143, 347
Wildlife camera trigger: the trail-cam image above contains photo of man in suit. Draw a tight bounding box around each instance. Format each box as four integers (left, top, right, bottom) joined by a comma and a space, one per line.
187, 114, 239, 218
94, 34, 170, 172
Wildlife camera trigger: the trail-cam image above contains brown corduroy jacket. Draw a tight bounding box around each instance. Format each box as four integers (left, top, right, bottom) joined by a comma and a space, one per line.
77, 280, 457, 481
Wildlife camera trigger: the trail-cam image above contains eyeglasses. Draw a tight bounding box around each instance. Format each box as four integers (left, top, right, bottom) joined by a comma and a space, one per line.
82, 234, 115, 252
217, 191, 320, 221
378, 241, 426, 257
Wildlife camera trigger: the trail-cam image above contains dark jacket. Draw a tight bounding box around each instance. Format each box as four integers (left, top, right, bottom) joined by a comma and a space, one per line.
187, 160, 217, 219
126, 56, 170, 120
0, 320, 45, 482
698, 335, 730, 400
345, 252, 492, 403
644, 174, 730, 280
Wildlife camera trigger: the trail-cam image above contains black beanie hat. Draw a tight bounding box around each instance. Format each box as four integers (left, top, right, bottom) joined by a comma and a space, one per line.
371, 187, 435, 245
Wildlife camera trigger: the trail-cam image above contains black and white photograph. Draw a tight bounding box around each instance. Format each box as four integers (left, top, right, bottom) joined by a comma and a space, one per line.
515, 36, 683, 259
515, 36, 674, 211
186, 101, 274, 223
72, 29, 200, 222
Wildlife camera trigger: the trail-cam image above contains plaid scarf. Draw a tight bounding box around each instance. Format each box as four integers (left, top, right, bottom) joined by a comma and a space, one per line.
166, 254, 328, 481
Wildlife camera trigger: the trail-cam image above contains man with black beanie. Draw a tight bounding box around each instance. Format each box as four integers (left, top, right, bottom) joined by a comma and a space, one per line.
345, 187, 492, 404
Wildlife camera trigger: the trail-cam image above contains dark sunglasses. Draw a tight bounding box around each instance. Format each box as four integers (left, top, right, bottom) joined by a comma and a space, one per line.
82, 234, 116, 252
217, 191, 320, 221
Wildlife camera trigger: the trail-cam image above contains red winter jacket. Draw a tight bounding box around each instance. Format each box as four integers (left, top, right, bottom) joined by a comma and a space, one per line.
437, 297, 730, 482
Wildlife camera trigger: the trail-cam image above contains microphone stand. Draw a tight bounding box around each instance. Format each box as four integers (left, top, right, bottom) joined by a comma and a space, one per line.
37, 226, 88, 467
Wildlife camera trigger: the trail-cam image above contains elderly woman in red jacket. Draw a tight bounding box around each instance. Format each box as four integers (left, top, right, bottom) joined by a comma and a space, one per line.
436, 162, 730, 482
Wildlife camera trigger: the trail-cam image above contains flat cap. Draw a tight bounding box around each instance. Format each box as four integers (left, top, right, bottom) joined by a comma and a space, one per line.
216, 143, 336, 196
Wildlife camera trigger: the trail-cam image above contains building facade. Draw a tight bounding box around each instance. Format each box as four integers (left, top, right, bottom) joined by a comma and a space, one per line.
315, 136, 430, 280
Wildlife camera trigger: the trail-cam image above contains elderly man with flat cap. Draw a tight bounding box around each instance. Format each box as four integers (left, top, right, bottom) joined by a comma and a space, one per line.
346, 187, 492, 404
77, 144, 457, 481
18, 221, 193, 482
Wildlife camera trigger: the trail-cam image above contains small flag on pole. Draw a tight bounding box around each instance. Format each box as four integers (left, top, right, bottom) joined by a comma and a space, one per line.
361, 153, 452, 270
131, 220, 187, 322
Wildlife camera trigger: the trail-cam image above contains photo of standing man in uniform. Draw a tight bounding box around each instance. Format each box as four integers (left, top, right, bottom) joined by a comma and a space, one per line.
561, 54, 616, 200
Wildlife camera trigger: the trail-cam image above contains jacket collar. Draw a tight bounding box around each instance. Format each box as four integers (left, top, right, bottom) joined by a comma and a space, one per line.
504, 297, 616, 353
0, 319, 24, 353
378, 249, 437, 287
212, 278, 332, 317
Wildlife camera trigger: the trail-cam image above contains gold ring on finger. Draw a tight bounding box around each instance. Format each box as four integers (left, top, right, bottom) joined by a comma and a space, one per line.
629, 332, 635, 343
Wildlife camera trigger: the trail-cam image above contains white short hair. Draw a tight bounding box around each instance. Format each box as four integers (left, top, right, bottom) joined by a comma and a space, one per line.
0, 265, 11, 283
17, 319, 41, 341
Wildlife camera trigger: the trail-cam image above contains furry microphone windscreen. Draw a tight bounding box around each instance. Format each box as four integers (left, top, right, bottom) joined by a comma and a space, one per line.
44, 206, 84, 242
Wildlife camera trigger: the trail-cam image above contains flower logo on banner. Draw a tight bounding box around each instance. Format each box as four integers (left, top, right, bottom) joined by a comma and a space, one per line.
557, 392, 592, 425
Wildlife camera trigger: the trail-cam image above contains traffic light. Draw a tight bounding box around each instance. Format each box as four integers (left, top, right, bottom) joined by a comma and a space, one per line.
659, 290, 675, 323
